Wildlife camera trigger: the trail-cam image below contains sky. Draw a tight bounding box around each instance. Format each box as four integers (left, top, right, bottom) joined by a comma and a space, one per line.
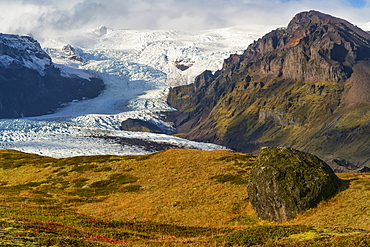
0, 0, 370, 39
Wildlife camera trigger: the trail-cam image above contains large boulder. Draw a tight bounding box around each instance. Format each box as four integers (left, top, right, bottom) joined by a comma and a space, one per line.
247, 147, 344, 222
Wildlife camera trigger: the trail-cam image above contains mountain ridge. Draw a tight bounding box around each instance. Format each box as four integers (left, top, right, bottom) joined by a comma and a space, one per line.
0, 33, 105, 118
167, 10, 370, 171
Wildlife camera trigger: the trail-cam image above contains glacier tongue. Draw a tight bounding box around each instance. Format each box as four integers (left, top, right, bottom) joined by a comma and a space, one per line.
0, 26, 267, 158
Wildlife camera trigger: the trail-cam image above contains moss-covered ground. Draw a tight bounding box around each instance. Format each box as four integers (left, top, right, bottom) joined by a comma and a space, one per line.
0, 149, 369, 246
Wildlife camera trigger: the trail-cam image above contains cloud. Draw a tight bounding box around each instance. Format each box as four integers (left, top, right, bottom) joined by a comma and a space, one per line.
0, 0, 369, 39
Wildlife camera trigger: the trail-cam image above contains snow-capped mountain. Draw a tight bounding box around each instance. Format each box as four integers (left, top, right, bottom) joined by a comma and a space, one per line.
0, 26, 269, 157
0, 33, 104, 119
0, 34, 51, 74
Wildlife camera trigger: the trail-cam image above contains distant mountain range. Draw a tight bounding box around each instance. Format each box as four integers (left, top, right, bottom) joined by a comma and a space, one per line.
167, 10, 370, 172
0, 34, 104, 118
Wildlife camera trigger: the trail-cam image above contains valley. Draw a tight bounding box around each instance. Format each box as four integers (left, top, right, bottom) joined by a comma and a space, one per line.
0, 10, 370, 246
0, 26, 267, 157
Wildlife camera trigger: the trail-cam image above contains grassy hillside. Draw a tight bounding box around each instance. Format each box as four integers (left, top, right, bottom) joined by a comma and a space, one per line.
0, 149, 369, 246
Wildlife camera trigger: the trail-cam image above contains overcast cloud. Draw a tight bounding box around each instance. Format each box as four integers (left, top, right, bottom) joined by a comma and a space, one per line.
0, 0, 369, 39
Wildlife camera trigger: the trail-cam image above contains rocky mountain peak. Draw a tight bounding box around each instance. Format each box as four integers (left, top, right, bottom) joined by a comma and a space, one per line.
287, 10, 370, 48
288, 10, 346, 30
237, 10, 370, 84
0, 34, 52, 75
288, 10, 370, 38
167, 11, 370, 170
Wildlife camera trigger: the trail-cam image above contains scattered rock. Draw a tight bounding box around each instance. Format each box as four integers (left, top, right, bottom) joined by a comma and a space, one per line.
247, 147, 344, 222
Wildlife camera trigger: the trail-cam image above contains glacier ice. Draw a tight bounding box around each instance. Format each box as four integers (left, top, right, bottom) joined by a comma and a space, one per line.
0, 26, 267, 157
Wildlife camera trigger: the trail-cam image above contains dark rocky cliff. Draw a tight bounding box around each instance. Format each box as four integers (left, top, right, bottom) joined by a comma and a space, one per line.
167, 11, 370, 171
0, 34, 104, 118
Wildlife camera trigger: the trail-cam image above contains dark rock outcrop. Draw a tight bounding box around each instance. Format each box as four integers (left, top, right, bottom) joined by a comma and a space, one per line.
0, 34, 104, 118
174, 58, 195, 71
247, 147, 344, 222
166, 10, 370, 169
121, 118, 165, 134
62, 44, 83, 62
358, 166, 370, 173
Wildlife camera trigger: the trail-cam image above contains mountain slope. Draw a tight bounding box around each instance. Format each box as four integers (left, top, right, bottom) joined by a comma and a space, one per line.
0, 34, 104, 118
167, 11, 370, 171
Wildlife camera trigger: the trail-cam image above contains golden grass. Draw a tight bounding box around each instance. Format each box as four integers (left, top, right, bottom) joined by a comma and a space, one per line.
74, 149, 256, 227
289, 172, 370, 230
0, 149, 256, 227
1, 149, 370, 230
0, 149, 370, 246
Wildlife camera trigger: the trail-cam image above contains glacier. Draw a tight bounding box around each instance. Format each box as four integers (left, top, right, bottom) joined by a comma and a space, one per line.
0, 26, 268, 158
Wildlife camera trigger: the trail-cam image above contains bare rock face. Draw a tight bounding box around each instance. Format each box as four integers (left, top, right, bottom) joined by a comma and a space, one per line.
247, 147, 344, 222
238, 11, 370, 83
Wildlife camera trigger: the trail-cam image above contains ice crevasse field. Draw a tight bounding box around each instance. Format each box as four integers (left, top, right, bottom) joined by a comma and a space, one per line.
0, 25, 269, 158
